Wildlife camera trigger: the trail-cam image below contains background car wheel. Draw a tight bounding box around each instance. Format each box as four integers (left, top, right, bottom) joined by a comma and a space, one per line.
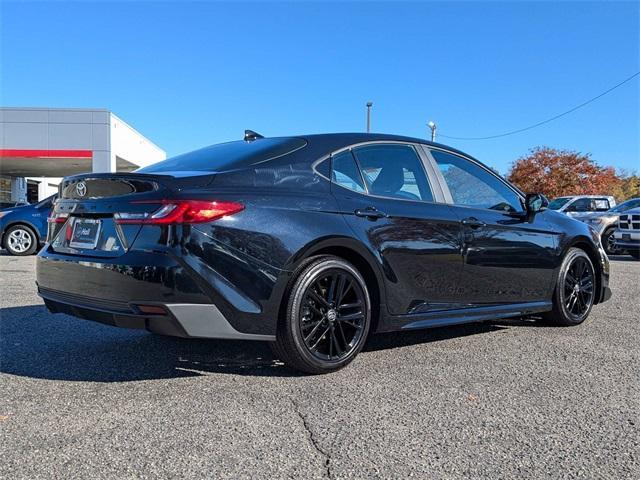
271, 255, 371, 374
3, 225, 38, 256
541, 247, 595, 326
601, 227, 619, 256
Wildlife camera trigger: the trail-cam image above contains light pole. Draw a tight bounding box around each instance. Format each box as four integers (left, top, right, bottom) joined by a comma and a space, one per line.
366, 102, 373, 133
427, 121, 437, 142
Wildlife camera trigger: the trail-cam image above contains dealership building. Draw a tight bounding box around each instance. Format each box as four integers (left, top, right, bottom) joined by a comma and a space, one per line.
0, 107, 166, 203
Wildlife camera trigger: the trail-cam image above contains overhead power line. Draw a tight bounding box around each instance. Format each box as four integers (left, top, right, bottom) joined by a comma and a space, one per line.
438, 71, 640, 140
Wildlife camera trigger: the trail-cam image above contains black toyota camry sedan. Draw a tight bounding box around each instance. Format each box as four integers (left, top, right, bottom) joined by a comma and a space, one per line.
37, 132, 611, 373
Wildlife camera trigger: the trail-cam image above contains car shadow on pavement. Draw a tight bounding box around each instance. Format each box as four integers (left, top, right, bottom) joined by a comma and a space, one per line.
1, 304, 517, 382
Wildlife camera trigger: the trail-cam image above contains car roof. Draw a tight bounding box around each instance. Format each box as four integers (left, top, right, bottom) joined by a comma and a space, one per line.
294, 132, 473, 159
558, 195, 615, 200
140, 132, 490, 178
577, 195, 614, 198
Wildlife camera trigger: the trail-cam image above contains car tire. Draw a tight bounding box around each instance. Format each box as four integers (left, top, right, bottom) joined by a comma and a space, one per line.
629, 250, 640, 260
601, 227, 618, 256
3, 225, 38, 256
541, 247, 596, 326
271, 255, 371, 374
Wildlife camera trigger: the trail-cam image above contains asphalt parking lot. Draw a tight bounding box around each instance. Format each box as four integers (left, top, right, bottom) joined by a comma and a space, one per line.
1, 253, 638, 479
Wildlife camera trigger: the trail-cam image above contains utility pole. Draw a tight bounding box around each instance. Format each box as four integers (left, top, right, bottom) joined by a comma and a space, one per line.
366, 102, 373, 133
427, 121, 437, 142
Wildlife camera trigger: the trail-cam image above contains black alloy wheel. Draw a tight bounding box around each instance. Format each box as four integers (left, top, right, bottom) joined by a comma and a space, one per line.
562, 255, 595, 319
542, 248, 596, 326
272, 255, 371, 374
300, 268, 367, 361
602, 227, 618, 256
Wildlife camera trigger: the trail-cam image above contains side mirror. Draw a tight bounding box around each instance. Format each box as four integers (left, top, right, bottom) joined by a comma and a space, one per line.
525, 193, 548, 216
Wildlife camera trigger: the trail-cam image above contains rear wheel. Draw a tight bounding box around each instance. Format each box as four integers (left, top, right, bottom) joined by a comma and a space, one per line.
601, 227, 618, 256
542, 248, 595, 326
271, 255, 371, 374
3, 225, 38, 256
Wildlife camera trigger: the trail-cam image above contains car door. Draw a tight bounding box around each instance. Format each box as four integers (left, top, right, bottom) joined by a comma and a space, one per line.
330, 143, 464, 316
427, 148, 557, 305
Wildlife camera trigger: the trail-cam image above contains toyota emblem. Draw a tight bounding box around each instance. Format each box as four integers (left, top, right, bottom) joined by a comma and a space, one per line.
76, 182, 87, 197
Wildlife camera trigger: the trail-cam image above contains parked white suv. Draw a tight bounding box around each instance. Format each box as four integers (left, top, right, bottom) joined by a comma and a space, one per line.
613, 208, 640, 259
548, 195, 616, 218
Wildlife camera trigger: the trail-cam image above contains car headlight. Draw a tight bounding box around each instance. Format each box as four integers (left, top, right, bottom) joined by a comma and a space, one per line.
586, 217, 604, 225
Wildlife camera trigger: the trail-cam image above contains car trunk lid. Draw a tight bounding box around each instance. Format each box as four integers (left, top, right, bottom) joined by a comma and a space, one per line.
49, 172, 215, 257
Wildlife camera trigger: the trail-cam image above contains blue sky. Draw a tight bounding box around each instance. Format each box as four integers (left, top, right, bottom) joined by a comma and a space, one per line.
1, 1, 638, 174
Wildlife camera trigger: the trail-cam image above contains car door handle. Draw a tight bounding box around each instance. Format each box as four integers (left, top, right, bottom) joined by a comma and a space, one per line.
354, 207, 387, 219
461, 217, 486, 228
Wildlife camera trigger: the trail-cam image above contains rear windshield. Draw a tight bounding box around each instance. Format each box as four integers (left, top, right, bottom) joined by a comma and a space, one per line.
138, 137, 307, 173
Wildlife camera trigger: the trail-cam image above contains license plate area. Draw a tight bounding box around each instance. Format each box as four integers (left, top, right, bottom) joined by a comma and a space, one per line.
69, 218, 102, 249
622, 233, 631, 242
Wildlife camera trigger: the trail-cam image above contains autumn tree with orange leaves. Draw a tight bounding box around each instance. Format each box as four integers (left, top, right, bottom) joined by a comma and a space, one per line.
507, 147, 622, 199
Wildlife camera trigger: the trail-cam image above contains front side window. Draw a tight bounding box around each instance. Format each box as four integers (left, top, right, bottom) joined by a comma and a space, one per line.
431, 150, 522, 212
351, 144, 433, 201
566, 198, 591, 212
549, 197, 572, 210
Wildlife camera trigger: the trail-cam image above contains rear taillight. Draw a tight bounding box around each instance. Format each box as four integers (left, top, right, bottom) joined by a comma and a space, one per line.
113, 200, 244, 225
48, 212, 69, 224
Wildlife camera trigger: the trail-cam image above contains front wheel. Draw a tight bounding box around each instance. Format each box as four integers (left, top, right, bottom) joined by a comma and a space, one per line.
3, 225, 38, 256
271, 255, 371, 374
542, 248, 596, 326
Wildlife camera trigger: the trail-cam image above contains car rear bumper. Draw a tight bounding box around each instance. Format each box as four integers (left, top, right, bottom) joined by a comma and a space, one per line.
39, 287, 274, 340
36, 243, 284, 338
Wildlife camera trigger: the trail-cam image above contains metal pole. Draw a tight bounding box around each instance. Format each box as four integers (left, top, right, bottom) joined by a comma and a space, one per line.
428, 121, 437, 142
366, 102, 373, 133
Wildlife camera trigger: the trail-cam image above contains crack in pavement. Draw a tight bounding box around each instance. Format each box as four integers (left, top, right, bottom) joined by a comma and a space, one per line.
290, 398, 332, 479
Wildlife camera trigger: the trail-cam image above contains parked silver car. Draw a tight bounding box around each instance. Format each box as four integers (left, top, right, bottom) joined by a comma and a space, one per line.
613, 207, 640, 259
579, 198, 640, 255
548, 195, 617, 219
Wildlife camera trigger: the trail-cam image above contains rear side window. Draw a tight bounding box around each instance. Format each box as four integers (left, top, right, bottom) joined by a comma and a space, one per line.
138, 138, 307, 173
592, 199, 610, 211
352, 144, 434, 202
332, 151, 366, 193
